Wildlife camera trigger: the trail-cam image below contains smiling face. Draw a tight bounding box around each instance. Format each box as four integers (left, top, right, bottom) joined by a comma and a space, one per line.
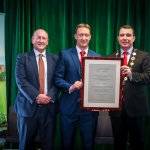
74, 27, 91, 50
31, 29, 48, 53
118, 28, 135, 51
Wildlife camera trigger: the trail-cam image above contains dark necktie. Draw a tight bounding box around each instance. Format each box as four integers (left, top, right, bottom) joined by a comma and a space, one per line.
80, 51, 86, 65
123, 52, 128, 65
39, 54, 45, 94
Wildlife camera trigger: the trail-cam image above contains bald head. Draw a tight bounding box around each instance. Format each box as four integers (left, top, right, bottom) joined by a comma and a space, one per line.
31, 29, 49, 53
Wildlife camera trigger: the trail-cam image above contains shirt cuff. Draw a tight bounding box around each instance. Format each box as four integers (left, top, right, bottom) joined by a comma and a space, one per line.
69, 85, 73, 94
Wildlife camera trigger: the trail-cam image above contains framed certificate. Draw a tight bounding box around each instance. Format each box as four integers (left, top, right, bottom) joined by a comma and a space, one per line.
81, 57, 123, 110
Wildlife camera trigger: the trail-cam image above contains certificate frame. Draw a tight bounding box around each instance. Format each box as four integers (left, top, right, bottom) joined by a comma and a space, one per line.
81, 57, 123, 110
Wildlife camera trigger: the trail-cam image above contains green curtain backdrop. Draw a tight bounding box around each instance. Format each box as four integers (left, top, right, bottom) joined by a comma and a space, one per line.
2, 0, 150, 149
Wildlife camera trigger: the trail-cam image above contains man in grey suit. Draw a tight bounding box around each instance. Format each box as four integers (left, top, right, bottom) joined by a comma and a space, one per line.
108, 25, 150, 150
14, 29, 59, 150
54, 23, 101, 150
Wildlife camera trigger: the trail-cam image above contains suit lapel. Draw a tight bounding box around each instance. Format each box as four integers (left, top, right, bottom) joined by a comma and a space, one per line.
28, 51, 39, 81
70, 48, 97, 74
88, 49, 95, 56
70, 47, 81, 75
46, 53, 53, 86
128, 48, 136, 66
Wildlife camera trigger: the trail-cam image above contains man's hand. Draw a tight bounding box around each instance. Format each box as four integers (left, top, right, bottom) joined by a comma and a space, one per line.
35, 94, 50, 104
121, 65, 132, 78
70, 81, 83, 91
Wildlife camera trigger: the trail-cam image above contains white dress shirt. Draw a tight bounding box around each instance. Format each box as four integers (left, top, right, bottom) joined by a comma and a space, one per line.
120, 47, 133, 64
34, 49, 47, 94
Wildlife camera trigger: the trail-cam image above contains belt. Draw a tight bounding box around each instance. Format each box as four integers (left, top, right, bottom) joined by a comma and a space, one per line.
37, 104, 44, 106
37, 103, 50, 106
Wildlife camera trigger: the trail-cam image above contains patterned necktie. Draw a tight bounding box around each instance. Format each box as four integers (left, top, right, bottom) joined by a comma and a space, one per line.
80, 51, 86, 65
39, 54, 45, 94
123, 52, 128, 65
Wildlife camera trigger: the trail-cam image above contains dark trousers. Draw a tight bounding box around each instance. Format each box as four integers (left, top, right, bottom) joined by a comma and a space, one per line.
18, 105, 56, 150
60, 103, 98, 150
111, 102, 146, 150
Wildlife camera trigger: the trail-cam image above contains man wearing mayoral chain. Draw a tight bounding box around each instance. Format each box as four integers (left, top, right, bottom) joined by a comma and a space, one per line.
108, 25, 150, 150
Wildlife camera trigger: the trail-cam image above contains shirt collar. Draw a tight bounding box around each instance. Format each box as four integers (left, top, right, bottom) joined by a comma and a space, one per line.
34, 49, 46, 57
76, 45, 88, 56
121, 47, 133, 55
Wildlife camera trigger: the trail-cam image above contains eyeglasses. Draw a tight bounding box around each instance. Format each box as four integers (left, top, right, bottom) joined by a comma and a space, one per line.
77, 34, 90, 38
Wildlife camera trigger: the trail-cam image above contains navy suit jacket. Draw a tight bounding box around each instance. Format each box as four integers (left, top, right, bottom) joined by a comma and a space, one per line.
14, 50, 60, 117
108, 49, 150, 118
54, 46, 100, 114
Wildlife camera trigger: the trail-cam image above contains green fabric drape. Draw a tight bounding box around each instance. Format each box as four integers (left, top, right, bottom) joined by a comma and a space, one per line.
2, 0, 150, 149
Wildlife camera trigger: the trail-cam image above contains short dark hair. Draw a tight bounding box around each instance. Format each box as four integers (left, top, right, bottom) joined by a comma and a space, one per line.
75, 23, 91, 34
118, 25, 135, 36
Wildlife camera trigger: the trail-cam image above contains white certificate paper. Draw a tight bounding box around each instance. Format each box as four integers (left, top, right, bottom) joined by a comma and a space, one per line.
81, 57, 123, 110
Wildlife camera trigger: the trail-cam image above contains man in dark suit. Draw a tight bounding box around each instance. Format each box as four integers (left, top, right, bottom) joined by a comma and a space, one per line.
108, 25, 150, 150
54, 23, 101, 150
14, 29, 59, 150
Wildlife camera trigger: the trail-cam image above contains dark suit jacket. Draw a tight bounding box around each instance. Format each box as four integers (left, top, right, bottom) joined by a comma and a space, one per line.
13, 50, 60, 117
54, 46, 100, 114
108, 49, 150, 118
